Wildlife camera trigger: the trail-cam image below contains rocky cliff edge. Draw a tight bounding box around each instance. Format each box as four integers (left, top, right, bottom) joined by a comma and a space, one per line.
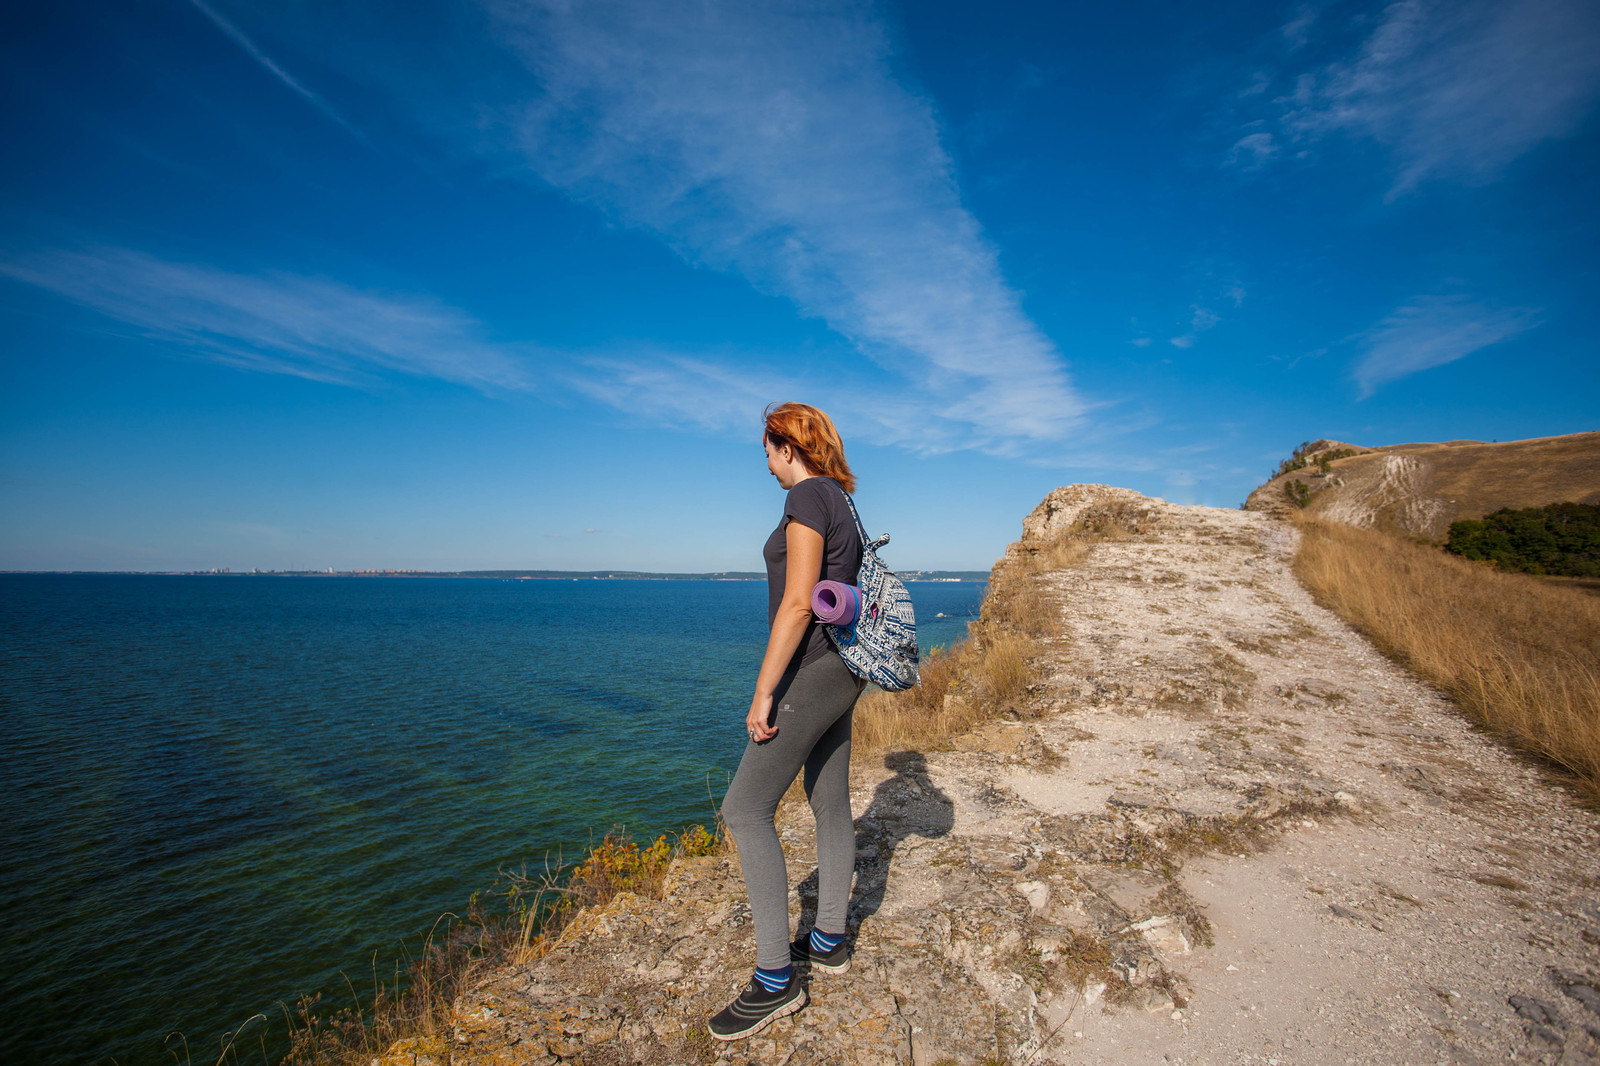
411, 486, 1600, 1066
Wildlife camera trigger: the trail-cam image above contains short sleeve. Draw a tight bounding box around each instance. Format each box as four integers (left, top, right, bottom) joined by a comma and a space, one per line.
783, 479, 832, 538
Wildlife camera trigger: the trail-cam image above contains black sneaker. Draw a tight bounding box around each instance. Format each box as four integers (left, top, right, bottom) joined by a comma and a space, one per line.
790, 932, 851, 974
708, 977, 807, 1041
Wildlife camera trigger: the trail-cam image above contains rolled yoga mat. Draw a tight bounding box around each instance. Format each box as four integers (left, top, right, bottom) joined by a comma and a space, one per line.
811, 580, 861, 626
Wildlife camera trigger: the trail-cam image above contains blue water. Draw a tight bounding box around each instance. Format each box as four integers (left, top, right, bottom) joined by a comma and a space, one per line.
0, 574, 983, 1066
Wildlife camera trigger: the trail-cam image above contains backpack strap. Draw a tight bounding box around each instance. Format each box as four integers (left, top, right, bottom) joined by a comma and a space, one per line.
830, 479, 889, 552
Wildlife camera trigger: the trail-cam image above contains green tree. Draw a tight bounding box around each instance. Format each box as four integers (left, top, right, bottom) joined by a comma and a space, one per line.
1445, 503, 1600, 577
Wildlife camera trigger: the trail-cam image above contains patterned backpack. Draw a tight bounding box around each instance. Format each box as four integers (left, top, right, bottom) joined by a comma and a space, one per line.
823, 484, 919, 691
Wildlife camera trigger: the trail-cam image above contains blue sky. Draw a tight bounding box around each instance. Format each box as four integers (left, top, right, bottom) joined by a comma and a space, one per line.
2, 0, 1596, 572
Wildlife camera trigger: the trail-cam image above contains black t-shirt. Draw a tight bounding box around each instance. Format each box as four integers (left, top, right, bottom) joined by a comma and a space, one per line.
764, 476, 864, 668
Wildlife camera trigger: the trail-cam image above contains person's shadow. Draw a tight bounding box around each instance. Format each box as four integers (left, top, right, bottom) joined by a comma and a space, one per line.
794, 750, 954, 946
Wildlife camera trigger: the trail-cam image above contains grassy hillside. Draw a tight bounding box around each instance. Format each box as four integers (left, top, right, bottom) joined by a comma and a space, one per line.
1246, 430, 1600, 541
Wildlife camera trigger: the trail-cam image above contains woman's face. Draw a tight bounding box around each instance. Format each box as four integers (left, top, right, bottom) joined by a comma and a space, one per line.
764, 435, 801, 489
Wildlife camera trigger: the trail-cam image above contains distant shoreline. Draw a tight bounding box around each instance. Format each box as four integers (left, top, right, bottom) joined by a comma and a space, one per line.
0, 569, 992, 582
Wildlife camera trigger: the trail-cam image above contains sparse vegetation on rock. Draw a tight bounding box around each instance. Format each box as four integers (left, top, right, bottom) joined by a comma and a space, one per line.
1269, 441, 1361, 482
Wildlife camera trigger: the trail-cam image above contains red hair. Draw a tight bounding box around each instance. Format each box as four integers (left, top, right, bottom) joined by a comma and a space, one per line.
762, 402, 856, 493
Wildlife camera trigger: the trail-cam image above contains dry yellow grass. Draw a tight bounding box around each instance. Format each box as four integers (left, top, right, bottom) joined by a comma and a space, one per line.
979, 556, 1061, 639
1035, 537, 1091, 571
1369, 431, 1600, 524
848, 628, 1046, 755
1293, 516, 1600, 803
848, 540, 1072, 757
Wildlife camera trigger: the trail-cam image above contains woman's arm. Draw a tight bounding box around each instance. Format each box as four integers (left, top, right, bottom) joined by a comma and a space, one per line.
746, 518, 824, 742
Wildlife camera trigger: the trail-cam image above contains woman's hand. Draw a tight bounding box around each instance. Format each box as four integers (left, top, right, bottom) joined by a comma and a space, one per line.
746, 691, 777, 743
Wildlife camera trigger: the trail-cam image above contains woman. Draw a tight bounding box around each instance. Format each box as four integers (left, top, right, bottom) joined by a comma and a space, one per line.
709, 402, 867, 1042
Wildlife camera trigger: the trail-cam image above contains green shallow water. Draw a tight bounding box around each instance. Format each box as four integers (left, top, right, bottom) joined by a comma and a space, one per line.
0, 574, 983, 1065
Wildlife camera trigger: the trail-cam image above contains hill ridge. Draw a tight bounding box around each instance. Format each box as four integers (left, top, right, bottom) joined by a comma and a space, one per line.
1245, 429, 1600, 539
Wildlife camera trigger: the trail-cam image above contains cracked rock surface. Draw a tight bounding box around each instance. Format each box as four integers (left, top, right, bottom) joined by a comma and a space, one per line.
450, 487, 1600, 1066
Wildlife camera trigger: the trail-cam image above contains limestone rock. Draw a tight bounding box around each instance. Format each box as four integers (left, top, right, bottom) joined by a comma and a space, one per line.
1019, 484, 1165, 546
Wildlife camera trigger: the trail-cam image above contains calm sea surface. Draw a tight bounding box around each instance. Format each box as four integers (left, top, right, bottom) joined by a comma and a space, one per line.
0, 574, 983, 1066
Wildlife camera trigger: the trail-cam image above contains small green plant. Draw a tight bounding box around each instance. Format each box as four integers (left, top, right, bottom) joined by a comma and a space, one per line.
1283, 479, 1312, 508
676, 823, 721, 857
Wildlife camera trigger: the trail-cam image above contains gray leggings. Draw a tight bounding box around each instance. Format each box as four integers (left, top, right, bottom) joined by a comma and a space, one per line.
721, 650, 865, 970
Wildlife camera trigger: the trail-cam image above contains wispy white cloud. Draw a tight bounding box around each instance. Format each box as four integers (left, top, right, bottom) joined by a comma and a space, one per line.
560, 352, 957, 457
1246, 0, 1600, 194
1165, 306, 1221, 350
564, 348, 1105, 460
0, 243, 1068, 459
475, 0, 1083, 452
0, 247, 532, 391
1225, 130, 1278, 169
186, 0, 357, 134
1239, 71, 1273, 98
562, 354, 790, 436
1352, 295, 1538, 396
159, 1, 1088, 457
1280, 5, 1317, 51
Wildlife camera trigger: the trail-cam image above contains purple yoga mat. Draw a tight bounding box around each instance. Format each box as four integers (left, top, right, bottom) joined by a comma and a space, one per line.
811, 580, 860, 626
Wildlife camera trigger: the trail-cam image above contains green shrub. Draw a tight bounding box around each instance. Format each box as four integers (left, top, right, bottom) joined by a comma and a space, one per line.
1270, 442, 1359, 481
1446, 502, 1600, 577
1270, 441, 1313, 480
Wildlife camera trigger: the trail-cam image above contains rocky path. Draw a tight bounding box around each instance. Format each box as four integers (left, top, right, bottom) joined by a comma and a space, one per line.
445, 488, 1600, 1066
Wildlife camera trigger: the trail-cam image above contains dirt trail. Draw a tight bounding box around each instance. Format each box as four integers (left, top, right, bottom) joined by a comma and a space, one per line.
445, 488, 1600, 1066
